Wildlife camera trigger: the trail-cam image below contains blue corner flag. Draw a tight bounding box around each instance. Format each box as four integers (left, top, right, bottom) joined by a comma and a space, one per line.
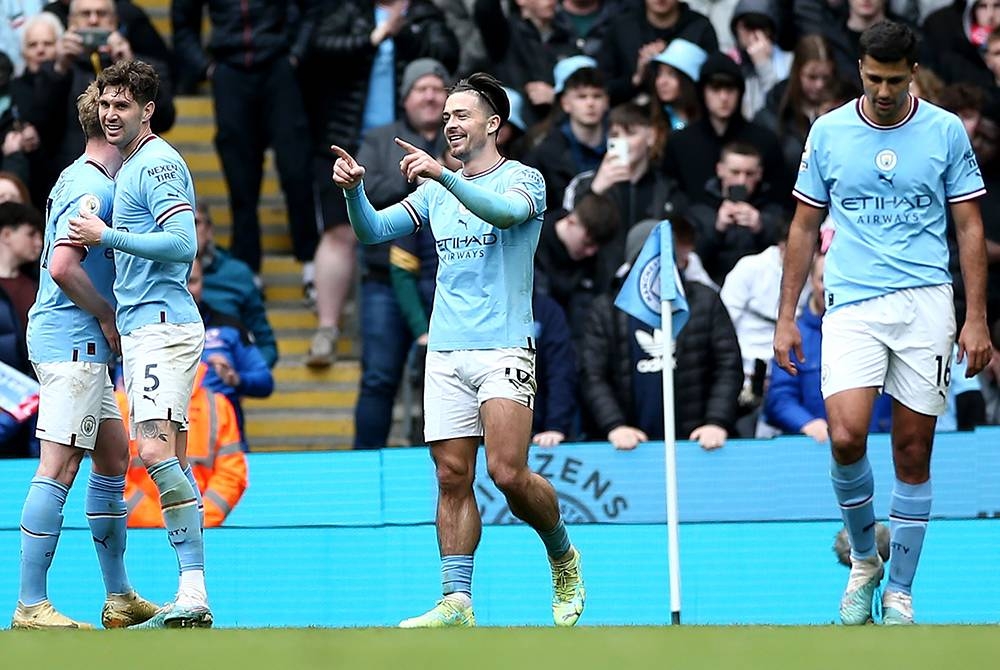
614, 220, 690, 338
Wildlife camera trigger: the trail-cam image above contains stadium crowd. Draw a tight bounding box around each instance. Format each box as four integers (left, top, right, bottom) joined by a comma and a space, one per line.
3, 0, 1000, 468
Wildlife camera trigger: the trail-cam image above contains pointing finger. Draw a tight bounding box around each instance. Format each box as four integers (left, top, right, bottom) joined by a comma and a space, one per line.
330, 145, 355, 166
394, 136, 419, 154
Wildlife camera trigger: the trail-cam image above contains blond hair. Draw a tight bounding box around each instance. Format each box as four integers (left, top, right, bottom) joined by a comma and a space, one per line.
77, 81, 103, 140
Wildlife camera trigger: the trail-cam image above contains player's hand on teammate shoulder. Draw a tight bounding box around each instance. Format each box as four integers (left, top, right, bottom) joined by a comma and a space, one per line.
68, 210, 108, 246
395, 137, 443, 184
330, 145, 366, 189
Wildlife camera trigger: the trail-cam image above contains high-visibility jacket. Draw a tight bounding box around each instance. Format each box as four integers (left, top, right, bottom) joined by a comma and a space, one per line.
120, 364, 248, 527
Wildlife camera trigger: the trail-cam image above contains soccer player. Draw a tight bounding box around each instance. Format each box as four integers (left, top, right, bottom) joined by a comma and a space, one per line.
12, 82, 158, 630
774, 21, 993, 625
67, 60, 211, 629
331, 72, 586, 628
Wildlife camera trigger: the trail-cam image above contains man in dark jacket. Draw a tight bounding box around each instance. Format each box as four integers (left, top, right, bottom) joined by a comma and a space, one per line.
172, 0, 318, 285
579, 217, 743, 449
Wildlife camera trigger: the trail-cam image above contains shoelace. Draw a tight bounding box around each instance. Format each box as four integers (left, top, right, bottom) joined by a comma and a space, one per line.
552, 562, 579, 601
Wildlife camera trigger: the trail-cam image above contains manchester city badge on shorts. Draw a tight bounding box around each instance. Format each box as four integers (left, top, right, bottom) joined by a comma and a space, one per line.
80, 414, 97, 438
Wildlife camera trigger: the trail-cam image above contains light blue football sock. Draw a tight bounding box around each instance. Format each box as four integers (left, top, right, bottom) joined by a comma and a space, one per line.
19, 477, 69, 605
148, 457, 203, 572
831, 455, 877, 559
182, 464, 204, 531
86, 472, 131, 595
887, 478, 932, 596
538, 517, 572, 559
441, 555, 473, 597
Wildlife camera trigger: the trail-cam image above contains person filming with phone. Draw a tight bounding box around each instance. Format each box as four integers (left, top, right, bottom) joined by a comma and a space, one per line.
686, 141, 784, 285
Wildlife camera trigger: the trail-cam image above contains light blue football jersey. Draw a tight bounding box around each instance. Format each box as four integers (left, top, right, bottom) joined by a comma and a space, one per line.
402, 158, 545, 351
27, 155, 117, 363
111, 134, 200, 334
794, 96, 986, 312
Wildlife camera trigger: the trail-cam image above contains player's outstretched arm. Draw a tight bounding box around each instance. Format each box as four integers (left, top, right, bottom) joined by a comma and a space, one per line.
951, 199, 993, 376
773, 201, 824, 376
395, 137, 537, 230
334, 144, 422, 245
48, 244, 121, 356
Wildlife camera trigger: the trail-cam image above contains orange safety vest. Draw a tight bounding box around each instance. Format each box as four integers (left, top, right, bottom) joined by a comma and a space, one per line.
120, 363, 248, 527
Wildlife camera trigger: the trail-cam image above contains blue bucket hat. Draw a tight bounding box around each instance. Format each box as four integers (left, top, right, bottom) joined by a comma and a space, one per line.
652, 39, 709, 84
553, 54, 599, 94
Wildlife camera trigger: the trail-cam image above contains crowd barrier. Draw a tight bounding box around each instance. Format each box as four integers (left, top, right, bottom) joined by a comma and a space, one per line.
1, 428, 998, 627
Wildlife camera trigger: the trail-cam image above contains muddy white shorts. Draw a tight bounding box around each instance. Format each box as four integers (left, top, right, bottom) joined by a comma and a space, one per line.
32, 361, 121, 450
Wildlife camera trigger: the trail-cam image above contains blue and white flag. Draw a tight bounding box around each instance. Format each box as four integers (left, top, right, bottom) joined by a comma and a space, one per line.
614, 220, 690, 338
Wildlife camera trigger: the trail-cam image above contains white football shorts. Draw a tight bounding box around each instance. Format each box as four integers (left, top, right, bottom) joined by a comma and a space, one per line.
122, 321, 204, 435
32, 361, 121, 450
423, 347, 536, 442
821, 284, 956, 416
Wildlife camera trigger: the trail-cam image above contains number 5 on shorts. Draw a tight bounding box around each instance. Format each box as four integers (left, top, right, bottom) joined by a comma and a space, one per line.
144, 363, 160, 392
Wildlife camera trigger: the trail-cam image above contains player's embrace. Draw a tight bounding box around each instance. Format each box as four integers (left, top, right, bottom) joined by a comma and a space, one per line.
68, 60, 211, 629
333, 72, 585, 628
774, 21, 993, 625
12, 82, 159, 630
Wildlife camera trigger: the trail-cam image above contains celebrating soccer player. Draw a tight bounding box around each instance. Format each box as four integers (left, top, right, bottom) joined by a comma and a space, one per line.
332, 72, 586, 628
68, 60, 211, 629
774, 21, 993, 625
13, 83, 158, 630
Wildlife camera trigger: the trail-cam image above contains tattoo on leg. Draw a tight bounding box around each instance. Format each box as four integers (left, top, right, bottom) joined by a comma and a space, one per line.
137, 420, 170, 443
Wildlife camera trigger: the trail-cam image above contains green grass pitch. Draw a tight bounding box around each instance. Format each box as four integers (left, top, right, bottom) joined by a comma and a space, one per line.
3, 626, 998, 669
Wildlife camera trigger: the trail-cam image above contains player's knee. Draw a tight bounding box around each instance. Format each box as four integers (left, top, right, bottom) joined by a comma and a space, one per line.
487, 461, 528, 496
434, 457, 474, 494
829, 423, 868, 459
135, 420, 175, 466
36, 448, 84, 486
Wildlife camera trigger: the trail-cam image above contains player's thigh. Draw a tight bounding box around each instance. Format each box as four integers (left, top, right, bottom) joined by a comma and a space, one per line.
32, 361, 120, 451
423, 350, 482, 443
429, 436, 480, 488
91, 398, 131, 477
122, 322, 204, 436
883, 285, 957, 417
473, 348, 536, 468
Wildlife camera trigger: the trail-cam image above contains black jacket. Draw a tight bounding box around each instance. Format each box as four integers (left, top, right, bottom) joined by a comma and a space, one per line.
172, 0, 318, 77
580, 280, 743, 439
301, 0, 458, 152
524, 122, 606, 212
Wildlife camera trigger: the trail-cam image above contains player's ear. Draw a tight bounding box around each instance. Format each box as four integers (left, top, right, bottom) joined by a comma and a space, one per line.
487, 114, 502, 136
142, 100, 155, 124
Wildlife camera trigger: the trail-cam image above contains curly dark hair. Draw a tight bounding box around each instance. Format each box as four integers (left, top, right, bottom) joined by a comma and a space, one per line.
96, 59, 159, 106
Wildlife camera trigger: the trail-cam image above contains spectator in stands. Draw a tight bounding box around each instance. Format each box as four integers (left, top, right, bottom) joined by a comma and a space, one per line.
195, 202, 277, 368
348, 58, 449, 448
647, 38, 707, 134
763, 253, 892, 441
172, 0, 318, 300
432, 0, 489, 77
923, 0, 999, 91
719, 220, 809, 436
558, 0, 632, 59
968, 114, 1000, 326
910, 62, 945, 102
688, 0, 740, 52
525, 59, 609, 212
938, 82, 986, 140
580, 217, 743, 450
936, 342, 987, 431
534, 192, 620, 343
188, 258, 274, 449
754, 34, 838, 173
599, 0, 718, 105
0, 2, 43, 75
661, 51, 790, 214
564, 102, 672, 299
44, 0, 174, 172
0, 52, 33, 189
0, 202, 42, 457
498, 86, 530, 160
0, 172, 30, 204
475, 0, 578, 120
794, 0, 897, 86
119, 364, 248, 528
13, 12, 63, 207
728, 0, 792, 119
301, 0, 457, 368
686, 141, 784, 285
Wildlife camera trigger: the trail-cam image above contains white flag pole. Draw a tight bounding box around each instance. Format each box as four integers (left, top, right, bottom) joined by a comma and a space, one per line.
660, 300, 681, 625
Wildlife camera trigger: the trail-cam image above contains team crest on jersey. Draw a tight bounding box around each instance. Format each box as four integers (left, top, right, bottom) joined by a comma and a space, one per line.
78, 194, 101, 216
875, 149, 897, 171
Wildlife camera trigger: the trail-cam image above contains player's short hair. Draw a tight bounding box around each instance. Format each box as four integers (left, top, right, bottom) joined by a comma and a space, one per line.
562, 67, 606, 95
0, 201, 43, 232
719, 141, 761, 162
859, 20, 918, 66
77, 81, 103, 139
97, 59, 159, 106
450, 72, 510, 130
572, 193, 619, 245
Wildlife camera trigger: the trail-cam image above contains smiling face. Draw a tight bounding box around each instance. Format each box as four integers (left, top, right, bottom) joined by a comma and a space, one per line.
442, 90, 499, 163
98, 85, 153, 152
859, 55, 914, 124
404, 74, 448, 135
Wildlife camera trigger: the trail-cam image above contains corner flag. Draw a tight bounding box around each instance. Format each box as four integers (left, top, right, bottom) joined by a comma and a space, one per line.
614, 220, 689, 338
613, 219, 689, 625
